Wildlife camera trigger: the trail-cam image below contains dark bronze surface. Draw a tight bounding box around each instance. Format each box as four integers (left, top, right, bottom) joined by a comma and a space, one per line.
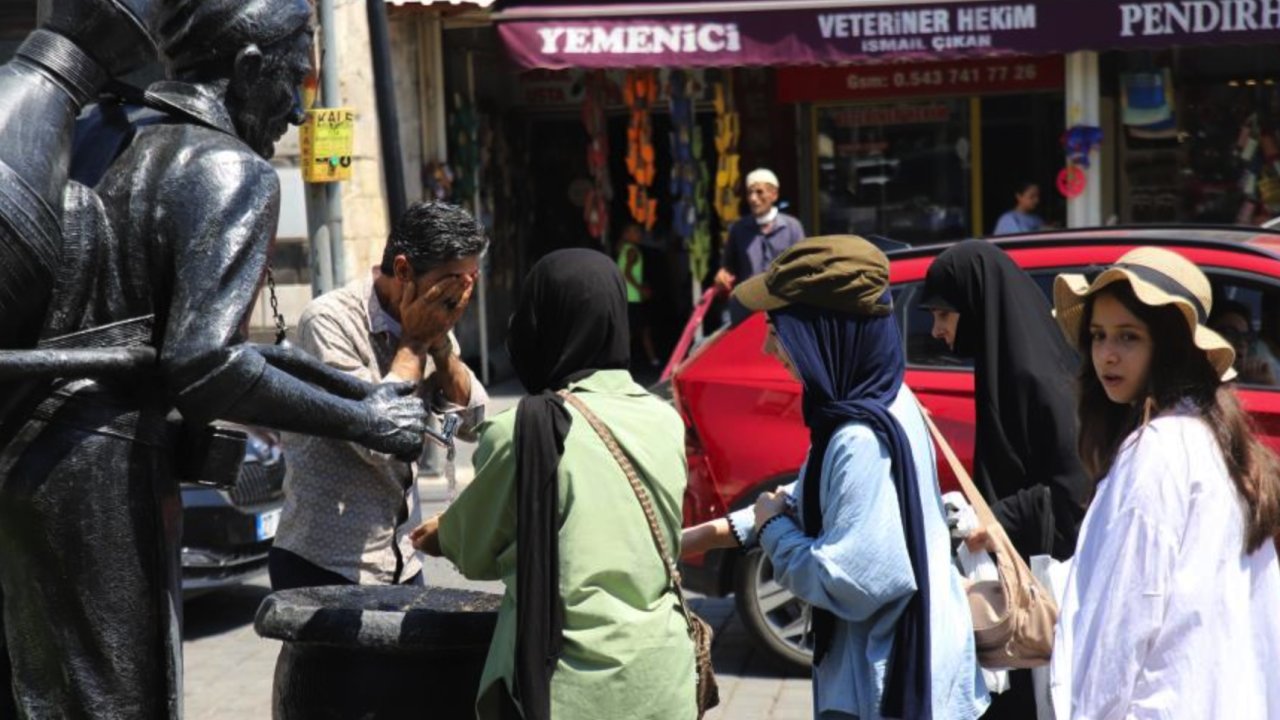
0, 0, 156, 348
0, 2, 433, 716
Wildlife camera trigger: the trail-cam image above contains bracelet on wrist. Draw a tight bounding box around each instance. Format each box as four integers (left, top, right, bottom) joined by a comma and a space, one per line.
725, 513, 748, 550
758, 513, 790, 540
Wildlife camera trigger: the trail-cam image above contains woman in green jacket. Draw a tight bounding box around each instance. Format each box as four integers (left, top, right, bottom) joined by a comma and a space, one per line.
412, 249, 696, 720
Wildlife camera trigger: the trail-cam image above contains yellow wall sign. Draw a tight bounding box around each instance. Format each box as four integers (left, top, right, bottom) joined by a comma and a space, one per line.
301, 107, 356, 183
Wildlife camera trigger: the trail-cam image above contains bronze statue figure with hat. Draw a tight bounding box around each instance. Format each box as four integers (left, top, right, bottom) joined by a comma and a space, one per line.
0, 1, 439, 716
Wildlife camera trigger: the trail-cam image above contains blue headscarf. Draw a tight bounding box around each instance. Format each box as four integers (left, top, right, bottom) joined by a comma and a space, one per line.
772, 300, 932, 720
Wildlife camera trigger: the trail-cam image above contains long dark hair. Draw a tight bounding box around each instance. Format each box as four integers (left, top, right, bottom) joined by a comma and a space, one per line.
1077, 283, 1280, 552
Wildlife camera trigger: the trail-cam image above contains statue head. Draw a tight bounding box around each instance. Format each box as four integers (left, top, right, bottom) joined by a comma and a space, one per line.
156, 0, 314, 159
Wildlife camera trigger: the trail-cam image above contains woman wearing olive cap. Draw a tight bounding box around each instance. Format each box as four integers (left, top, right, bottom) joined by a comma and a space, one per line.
705, 237, 988, 719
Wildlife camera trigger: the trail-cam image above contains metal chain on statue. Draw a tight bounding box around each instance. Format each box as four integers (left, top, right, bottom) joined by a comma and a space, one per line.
266, 265, 289, 346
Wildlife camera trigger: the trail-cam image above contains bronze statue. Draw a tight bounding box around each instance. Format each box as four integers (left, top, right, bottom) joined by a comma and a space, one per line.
0, 1, 433, 716
0, 0, 155, 348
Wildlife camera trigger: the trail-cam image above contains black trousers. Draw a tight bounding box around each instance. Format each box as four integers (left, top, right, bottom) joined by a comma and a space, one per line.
0, 403, 182, 719
268, 547, 422, 592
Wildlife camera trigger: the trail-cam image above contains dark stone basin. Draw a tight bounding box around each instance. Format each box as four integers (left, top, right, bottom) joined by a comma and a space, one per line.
255, 586, 502, 719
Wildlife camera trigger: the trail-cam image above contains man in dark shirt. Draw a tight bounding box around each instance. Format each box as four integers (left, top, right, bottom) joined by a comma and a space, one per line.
714, 168, 806, 324
0, 1, 427, 715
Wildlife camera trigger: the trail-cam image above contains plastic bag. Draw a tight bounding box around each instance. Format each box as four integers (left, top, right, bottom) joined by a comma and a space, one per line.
1031, 554, 1072, 720
945, 491, 1010, 695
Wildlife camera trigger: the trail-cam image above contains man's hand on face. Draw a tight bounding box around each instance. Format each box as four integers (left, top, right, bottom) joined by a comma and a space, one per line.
399, 274, 476, 354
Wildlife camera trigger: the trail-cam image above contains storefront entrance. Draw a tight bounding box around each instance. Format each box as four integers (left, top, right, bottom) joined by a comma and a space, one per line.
1114, 45, 1280, 226
783, 55, 1065, 242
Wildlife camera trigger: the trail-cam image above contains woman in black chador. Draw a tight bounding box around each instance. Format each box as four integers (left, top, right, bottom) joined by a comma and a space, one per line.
920, 240, 1089, 719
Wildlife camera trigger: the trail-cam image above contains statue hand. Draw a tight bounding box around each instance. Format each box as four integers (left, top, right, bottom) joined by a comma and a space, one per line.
359, 383, 429, 461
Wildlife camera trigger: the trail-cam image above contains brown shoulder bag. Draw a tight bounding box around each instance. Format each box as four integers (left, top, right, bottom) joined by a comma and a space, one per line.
559, 391, 720, 717
920, 407, 1058, 669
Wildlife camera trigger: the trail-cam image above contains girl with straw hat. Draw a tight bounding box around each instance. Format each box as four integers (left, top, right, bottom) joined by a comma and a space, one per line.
1049, 247, 1280, 719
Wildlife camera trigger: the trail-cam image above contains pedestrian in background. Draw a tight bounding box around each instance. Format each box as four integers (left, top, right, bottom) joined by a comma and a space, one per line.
411, 249, 696, 720
616, 223, 660, 368
732, 237, 988, 720
993, 181, 1044, 236
715, 168, 806, 325
271, 202, 489, 591
919, 240, 1089, 719
1210, 299, 1279, 386
1051, 247, 1280, 719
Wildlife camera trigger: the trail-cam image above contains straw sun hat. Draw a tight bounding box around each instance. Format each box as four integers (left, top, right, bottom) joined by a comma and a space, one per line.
1053, 246, 1237, 382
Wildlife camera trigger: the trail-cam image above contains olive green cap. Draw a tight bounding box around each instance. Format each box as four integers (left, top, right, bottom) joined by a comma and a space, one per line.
732, 235, 892, 316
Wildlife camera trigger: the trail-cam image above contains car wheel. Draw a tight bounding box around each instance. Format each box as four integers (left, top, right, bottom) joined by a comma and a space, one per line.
733, 547, 813, 671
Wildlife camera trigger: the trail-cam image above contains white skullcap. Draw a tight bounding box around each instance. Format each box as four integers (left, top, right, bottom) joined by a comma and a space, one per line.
745, 168, 780, 189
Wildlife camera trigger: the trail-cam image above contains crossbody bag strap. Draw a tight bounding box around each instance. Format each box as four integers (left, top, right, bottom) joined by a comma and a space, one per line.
557, 391, 700, 635
918, 404, 1000, 531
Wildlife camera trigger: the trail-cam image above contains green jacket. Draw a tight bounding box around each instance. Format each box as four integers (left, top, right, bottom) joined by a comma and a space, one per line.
439, 370, 696, 720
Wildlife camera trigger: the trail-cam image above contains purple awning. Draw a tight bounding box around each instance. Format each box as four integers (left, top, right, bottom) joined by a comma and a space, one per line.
494, 0, 1280, 70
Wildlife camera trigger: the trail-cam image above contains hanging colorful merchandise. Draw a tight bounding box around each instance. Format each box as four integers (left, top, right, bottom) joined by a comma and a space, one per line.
1234, 108, 1280, 224
1121, 70, 1177, 140
713, 75, 742, 251
1057, 125, 1103, 199
582, 71, 612, 243
625, 69, 659, 231
448, 92, 480, 205
668, 70, 712, 286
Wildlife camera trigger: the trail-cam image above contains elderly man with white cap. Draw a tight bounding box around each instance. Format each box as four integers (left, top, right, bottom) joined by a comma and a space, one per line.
715, 168, 806, 324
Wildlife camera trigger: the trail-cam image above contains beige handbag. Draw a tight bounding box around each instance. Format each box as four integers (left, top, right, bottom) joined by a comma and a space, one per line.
921, 408, 1058, 669
559, 392, 720, 717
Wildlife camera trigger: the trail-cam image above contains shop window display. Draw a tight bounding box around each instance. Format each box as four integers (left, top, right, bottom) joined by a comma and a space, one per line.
814, 99, 970, 243
1119, 48, 1280, 226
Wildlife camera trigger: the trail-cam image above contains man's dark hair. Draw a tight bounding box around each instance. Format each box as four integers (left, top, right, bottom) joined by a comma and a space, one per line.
380, 202, 488, 275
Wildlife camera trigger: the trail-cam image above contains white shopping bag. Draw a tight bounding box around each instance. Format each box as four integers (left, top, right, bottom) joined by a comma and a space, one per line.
946, 491, 1011, 696
1030, 554, 1072, 720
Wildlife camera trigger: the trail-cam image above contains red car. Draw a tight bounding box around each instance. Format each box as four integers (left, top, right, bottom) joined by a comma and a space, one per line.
668, 227, 1280, 668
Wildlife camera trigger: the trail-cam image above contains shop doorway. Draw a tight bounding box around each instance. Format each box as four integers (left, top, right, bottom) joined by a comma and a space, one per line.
980, 93, 1066, 236
520, 110, 714, 375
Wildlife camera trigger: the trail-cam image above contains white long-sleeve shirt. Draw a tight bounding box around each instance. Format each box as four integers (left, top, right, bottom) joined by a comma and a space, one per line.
1051, 406, 1280, 720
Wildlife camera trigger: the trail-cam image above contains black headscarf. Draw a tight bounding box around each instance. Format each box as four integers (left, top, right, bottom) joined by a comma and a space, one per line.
772, 300, 931, 720
921, 241, 1087, 559
505, 249, 630, 720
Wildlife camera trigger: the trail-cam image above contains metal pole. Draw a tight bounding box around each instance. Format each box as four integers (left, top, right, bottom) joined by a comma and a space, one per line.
1065, 51, 1102, 229
467, 50, 490, 387
322, 0, 346, 287
307, 197, 334, 296
304, 0, 345, 296
367, 0, 408, 223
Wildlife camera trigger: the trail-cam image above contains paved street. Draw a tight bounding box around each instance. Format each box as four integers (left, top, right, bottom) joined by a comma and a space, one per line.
182, 379, 811, 718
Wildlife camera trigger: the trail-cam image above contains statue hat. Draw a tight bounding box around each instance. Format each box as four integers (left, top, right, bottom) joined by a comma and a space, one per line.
157, 0, 312, 74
